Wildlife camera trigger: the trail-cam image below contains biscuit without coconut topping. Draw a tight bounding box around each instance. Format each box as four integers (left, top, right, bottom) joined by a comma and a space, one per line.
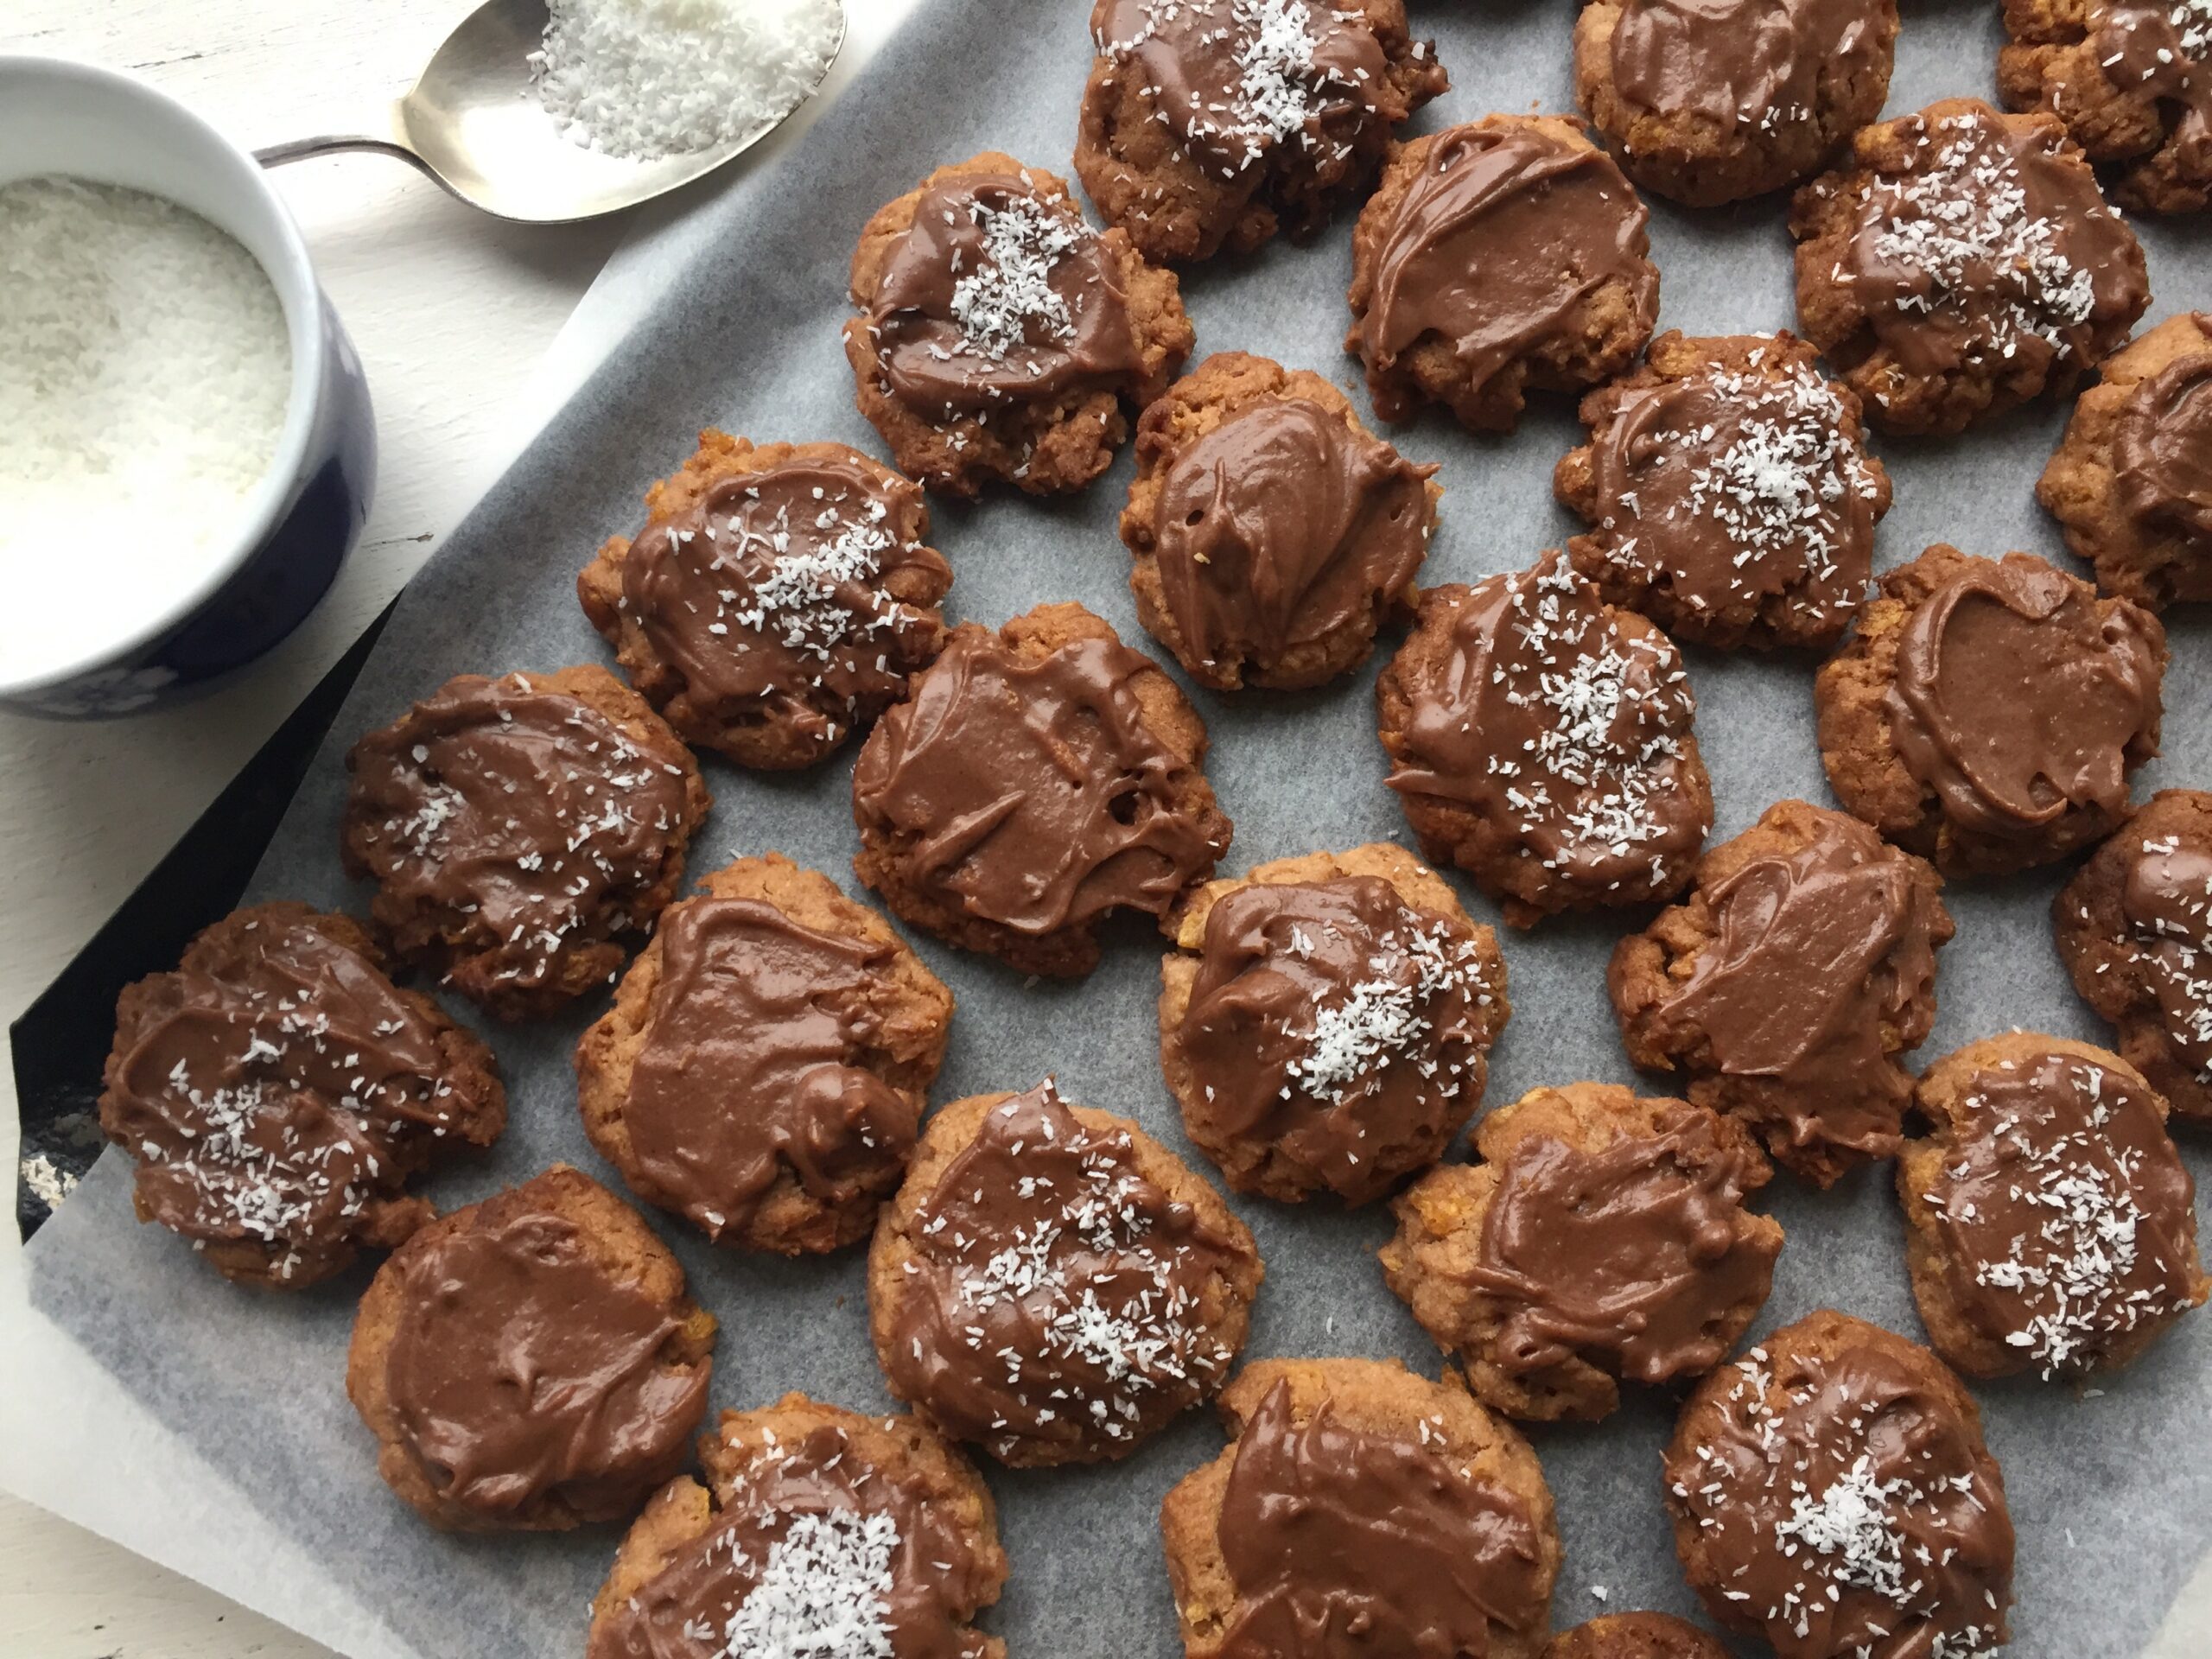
347, 1165, 715, 1533
1160, 1357, 1560, 1659
575, 853, 953, 1255
1382, 1082, 1781, 1423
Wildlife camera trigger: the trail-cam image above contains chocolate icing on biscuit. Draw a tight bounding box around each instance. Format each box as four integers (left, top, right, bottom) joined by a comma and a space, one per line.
623, 898, 917, 1243
1211, 1379, 1549, 1659
868, 172, 1141, 416
1666, 1327, 2013, 1659
591, 1422, 992, 1659
1836, 104, 2146, 378
1586, 357, 1883, 629
1610, 0, 1887, 127
102, 910, 470, 1278
621, 455, 950, 747
1884, 555, 2164, 840
1633, 815, 1939, 1160
1469, 1109, 1779, 1385
852, 626, 1224, 936
2122, 834, 2212, 1070
345, 674, 693, 993
1362, 124, 1657, 394
1922, 1048, 2201, 1376
1153, 399, 1430, 676
385, 1208, 709, 1518
1171, 875, 1497, 1204
1388, 553, 1707, 896
1092, 0, 1391, 181
2091, 2, 2212, 176
885, 1084, 1242, 1460
2114, 321, 2212, 546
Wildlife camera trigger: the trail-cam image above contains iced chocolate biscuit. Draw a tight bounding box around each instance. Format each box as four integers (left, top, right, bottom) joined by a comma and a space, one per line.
1574, 0, 1898, 206
588, 1394, 1007, 1659
1554, 332, 1891, 652
1376, 550, 1712, 927
575, 854, 954, 1255
1543, 1613, 1731, 1659
2038, 312, 2212, 609
843, 152, 1193, 499
348, 1166, 715, 1531
1159, 843, 1509, 1205
1999, 0, 2212, 214
340, 665, 710, 1020
1122, 352, 1440, 691
98, 902, 505, 1288
1663, 1311, 2014, 1659
1790, 99, 2149, 435
1898, 1034, 2207, 1380
1160, 1357, 1559, 1659
578, 431, 952, 770
2056, 789, 2212, 1126
1345, 116, 1660, 433
1610, 799, 1953, 1185
1382, 1083, 1781, 1423
1076, 0, 1447, 263
1814, 544, 2165, 876
867, 1080, 1262, 1467
851, 602, 1232, 978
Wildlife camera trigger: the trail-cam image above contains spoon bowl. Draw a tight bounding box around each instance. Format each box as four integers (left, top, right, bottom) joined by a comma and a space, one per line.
257, 0, 846, 223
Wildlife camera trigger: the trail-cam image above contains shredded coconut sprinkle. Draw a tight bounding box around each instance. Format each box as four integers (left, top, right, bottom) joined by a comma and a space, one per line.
1859, 110, 2105, 366
947, 194, 1083, 362
719, 1509, 898, 1659
531, 0, 842, 162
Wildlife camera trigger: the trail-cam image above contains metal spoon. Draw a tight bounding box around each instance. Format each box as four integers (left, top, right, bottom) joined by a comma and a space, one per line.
252, 0, 846, 224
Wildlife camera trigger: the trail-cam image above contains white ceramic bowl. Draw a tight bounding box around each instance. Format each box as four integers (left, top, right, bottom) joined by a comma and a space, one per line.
0, 55, 376, 718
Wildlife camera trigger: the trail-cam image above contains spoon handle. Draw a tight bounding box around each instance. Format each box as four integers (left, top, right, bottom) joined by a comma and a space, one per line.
254, 103, 426, 175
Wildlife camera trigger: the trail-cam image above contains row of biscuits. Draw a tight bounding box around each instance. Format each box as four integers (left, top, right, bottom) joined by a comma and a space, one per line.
84, 1, 2212, 1656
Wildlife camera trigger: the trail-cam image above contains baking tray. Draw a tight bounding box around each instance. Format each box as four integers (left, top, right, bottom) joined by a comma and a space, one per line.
14, 1, 2212, 1656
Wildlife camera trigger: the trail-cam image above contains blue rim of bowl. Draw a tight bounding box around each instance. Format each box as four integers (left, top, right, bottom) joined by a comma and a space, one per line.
0, 55, 330, 700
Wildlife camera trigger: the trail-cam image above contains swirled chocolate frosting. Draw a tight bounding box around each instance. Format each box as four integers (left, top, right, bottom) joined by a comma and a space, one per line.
2113, 317, 2212, 547
590, 1422, 994, 1659
868, 171, 1141, 416
385, 1207, 708, 1518
1838, 104, 2145, 378
1586, 356, 1884, 627
101, 907, 478, 1280
1884, 554, 2164, 841
1387, 553, 1707, 894
1665, 1328, 2013, 1659
1360, 124, 1656, 394
345, 674, 694, 993
1212, 1379, 1549, 1659
884, 1084, 1243, 1461
621, 454, 950, 746
1920, 1048, 2201, 1376
1092, 0, 1392, 179
2122, 830, 2212, 1070
623, 898, 917, 1242
1152, 398, 1431, 672
1633, 812, 1940, 1160
1171, 875, 1497, 1203
1469, 1109, 1778, 1385
852, 624, 1225, 936
1610, 0, 1888, 126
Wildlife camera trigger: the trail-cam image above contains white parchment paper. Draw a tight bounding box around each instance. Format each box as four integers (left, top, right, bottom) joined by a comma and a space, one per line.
20, 2, 2212, 1655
